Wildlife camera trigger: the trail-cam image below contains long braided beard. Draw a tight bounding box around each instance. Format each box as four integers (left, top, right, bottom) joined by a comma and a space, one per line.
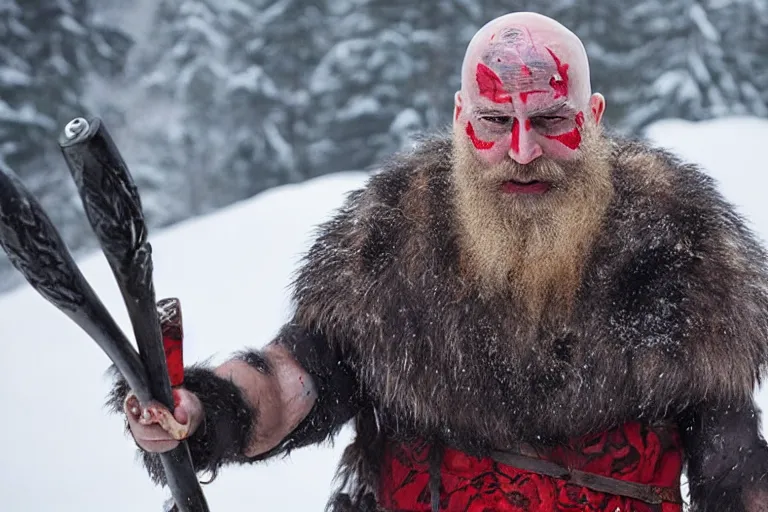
450, 122, 614, 324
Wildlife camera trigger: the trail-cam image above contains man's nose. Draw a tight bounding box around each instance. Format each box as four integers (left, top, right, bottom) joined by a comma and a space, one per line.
508, 124, 542, 164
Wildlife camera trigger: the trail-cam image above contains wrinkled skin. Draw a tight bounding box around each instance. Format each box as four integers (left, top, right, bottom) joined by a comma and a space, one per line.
454, 12, 605, 170
124, 343, 316, 458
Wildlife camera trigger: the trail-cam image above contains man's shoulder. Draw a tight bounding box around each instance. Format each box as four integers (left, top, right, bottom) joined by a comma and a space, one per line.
609, 135, 719, 206
319, 133, 454, 240
607, 135, 747, 237
604, 133, 768, 287
301, 134, 455, 266
363, 133, 454, 206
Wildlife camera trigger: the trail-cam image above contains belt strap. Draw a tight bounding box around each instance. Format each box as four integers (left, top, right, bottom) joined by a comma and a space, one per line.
489, 449, 682, 505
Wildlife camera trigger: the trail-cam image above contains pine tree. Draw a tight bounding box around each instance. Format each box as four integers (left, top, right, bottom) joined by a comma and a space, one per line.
0, 0, 131, 292
304, 0, 488, 177
215, 0, 321, 200
117, 0, 236, 219
561, 0, 768, 133
0, 0, 131, 170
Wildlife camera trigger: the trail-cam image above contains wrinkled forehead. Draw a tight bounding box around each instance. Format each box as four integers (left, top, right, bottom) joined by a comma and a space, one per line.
460, 14, 590, 105
487, 28, 550, 68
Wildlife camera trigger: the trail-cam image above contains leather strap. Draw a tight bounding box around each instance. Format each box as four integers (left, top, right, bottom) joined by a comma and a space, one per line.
489, 449, 683, 505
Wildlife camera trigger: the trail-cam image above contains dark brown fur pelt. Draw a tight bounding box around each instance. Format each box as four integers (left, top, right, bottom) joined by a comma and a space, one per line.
289, 131, 768, 508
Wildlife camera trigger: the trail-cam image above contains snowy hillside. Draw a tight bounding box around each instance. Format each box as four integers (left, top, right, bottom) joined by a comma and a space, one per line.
1, 118, 768, 510
0, 171, 368, 511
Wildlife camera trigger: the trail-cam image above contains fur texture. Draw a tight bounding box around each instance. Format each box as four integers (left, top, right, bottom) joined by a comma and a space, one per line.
109, 130, 768, 511
286, 131, 768, 510
108, 323, 362, 479
682, 401, 768, 511
107, 365, 257, 484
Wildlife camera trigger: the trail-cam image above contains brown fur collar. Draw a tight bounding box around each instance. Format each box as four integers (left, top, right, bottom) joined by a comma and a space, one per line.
290, 132, 768, 505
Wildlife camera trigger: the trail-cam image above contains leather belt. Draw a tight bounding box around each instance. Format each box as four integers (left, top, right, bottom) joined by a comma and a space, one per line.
488, 448, 683, 505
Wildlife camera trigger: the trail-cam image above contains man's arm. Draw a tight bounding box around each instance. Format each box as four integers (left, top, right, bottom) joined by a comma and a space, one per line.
682, 399, 768, 512
110, 321, 362, 484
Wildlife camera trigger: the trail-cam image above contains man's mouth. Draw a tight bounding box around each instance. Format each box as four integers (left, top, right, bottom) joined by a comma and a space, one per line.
501, 179, 551, 195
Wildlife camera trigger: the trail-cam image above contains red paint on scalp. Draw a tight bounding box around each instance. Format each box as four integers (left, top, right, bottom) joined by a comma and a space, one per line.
510, 118, 521, 153
546, 48, 570, 99
519, 90, 547, 104
466, 122, 495, 150
476, 63, 512, 103
545, 128, 582, 150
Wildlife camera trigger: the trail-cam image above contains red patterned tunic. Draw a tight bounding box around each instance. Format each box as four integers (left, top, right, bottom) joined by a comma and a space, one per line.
379, 422, 683, 511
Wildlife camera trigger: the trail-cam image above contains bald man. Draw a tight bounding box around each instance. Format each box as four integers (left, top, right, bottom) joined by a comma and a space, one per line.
114, 12, 768, 512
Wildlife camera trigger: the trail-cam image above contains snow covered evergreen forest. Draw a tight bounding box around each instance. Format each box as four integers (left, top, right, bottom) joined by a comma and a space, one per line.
1, 0, 767, 292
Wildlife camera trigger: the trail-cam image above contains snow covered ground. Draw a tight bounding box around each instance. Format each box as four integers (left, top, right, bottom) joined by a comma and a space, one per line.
1, 117, 768, 510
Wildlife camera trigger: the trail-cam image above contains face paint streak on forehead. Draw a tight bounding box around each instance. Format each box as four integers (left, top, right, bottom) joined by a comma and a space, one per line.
545, 128, 581, 150
476, 63, 512, 104
510, 118, 520, 153
546, 48, 570, 99
466, 121, 495, 150
519, 90, 548, 104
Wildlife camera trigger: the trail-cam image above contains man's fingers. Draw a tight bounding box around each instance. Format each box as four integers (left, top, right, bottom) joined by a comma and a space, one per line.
123, 389, 204, 449
125, 408, 181, 452
171, 388, 204, 436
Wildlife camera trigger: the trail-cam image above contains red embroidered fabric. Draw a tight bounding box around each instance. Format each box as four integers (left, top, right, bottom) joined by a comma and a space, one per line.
379, 422, 683, 511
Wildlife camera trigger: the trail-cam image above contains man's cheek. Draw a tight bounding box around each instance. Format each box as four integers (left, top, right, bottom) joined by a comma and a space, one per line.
462, 120, 511, 164
540, 136, 581, 160
465, 121, 496, 150
539, 112, 585, 156
473, 139, 511, 165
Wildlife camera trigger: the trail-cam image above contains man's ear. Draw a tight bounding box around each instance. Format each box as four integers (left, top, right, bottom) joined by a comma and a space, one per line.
454, 91, 463, 124
589, 93, 605, 125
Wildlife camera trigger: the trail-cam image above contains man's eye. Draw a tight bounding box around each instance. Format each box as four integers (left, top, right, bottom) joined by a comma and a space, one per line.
482, 116, 511, 125
532, 116, 566, 126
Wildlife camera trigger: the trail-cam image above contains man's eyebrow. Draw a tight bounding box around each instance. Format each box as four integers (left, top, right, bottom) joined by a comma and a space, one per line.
527, 102, 574, 116
473, 107, 512, 116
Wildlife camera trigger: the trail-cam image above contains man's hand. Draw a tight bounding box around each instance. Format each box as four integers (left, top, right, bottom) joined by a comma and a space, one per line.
124, 388, 204, 453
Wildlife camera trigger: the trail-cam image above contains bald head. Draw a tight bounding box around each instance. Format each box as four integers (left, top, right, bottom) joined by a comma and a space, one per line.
461, 12, 592, 106
453, 12, 605, 166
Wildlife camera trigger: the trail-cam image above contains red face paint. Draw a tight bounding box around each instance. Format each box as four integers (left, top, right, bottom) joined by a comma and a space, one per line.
520, 64, 531, 77
519, 90, 547, 104
476, 63, 512, 103
455, 104, 462, 121
510, 118, 520, 153
466, 121, 495, 150
545, 128, 581, 150
575, 111, 584, 128
524, 119, 532, 131
546, 48, 570, 99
